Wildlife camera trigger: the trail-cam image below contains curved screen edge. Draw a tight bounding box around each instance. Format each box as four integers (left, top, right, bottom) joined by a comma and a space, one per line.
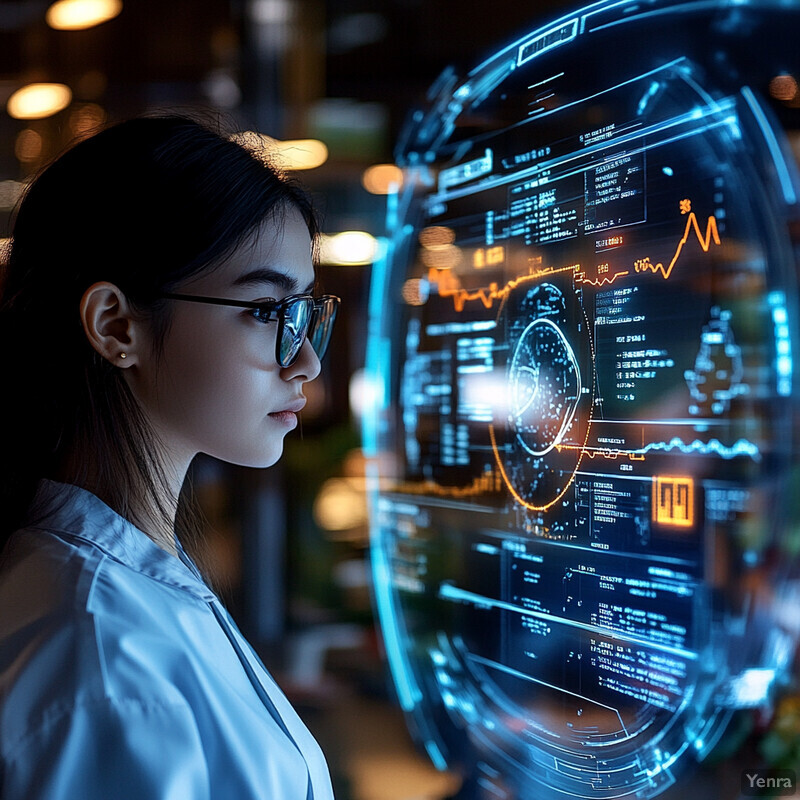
366, 2, 800, 798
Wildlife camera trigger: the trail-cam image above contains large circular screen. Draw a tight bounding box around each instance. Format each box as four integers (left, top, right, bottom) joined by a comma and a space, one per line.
366, 2, 800, 797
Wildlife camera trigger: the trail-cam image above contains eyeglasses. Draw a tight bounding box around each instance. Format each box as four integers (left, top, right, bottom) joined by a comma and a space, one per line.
161, 292, 340, 367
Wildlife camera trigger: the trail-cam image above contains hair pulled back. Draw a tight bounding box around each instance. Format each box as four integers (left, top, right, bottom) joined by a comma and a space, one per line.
0, 115, 318, 548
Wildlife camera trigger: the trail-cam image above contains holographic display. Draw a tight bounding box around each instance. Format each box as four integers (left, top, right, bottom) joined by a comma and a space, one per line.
366, 2, 800, 797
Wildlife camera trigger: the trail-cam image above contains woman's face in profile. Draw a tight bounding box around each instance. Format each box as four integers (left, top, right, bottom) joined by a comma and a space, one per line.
129, 207, 321, 470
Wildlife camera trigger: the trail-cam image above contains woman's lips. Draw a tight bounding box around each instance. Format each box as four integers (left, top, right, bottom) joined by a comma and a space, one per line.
268, 398, 306, 428
268, 410, 298, 428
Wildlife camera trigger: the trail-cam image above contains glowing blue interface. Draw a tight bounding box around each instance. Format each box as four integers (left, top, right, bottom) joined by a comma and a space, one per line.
366, 1, 800, 798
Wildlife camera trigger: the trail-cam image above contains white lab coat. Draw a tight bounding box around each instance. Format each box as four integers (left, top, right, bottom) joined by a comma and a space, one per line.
0, 480, 334, 799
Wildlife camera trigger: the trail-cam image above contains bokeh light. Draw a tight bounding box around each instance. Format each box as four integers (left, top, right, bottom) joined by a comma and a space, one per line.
14, 129, 43, 163
769, 73, 798, 102
362, 163, 404, 194
232, 132, 328, 170
318, 231, 379, 265
46, 0, 122, 30
7, 84, 72, 120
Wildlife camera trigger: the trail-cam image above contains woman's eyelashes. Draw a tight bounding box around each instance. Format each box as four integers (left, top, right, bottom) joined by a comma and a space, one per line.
250, 306, 274, 324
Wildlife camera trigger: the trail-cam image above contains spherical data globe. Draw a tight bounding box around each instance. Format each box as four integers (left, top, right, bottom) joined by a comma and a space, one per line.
495, 280, 593, 511
509, 317, 582, 456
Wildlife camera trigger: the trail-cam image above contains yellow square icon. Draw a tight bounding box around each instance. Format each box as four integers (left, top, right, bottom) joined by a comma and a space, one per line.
653, 476, 694, 527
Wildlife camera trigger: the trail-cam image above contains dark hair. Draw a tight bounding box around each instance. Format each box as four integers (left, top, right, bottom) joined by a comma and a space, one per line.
0, 114, 319, 551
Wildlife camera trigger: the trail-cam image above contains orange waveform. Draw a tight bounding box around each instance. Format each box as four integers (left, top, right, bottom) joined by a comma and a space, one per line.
428, 265, 578, 312
576, 270, 629, 287
426, 206, 720, 313
393, 467, 503, 498
634, 212, 720, 280
556, 443, 645, 461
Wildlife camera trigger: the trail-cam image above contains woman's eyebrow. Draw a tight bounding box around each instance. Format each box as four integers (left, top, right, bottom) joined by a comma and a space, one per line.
232, 267, 299, 293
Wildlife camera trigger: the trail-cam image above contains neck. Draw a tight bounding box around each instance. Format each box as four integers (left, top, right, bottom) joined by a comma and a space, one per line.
53, 445, 189, 557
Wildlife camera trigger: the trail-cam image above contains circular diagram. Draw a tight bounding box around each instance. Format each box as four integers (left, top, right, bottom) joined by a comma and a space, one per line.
492, 282, 594, 511
509, 318, 582, 456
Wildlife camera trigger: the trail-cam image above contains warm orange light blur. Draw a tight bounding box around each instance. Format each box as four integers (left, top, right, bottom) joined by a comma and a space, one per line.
769, 74, 798, 102
231, 132, 328, 170
362, 163, 403, 194
421, 244, 461, 270
318, 231, 378, 265
7, 84, 72, 120
313, 478, 368, 531
419, 225, 455, 249
473, 245, 505, 268
273, 139, 328, 170
46, 0, 122, 30
401, 278, 427, 306
419, 223, 461, 270
69, 103, 107, 138
15, 129, 43, 163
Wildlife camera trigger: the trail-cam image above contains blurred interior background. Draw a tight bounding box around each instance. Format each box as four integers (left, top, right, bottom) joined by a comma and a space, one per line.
2, 2, 800, 798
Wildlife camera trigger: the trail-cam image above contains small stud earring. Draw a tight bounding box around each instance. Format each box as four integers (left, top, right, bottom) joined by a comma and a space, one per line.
119, 353, 127, 360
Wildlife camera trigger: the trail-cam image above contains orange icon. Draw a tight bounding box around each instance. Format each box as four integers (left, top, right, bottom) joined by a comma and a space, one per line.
652, 476, 694, 527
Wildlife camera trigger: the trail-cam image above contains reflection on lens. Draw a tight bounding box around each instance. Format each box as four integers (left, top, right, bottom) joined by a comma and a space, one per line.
309, 297, 339, 360
279, 296, 313, 366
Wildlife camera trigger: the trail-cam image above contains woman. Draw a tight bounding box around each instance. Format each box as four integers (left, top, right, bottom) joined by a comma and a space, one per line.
0, 115, 339, 799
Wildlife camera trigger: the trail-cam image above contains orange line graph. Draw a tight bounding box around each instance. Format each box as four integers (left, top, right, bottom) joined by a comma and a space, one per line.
392, 467, 503, 498
427, 265, 578, 312
634, 211, 720, 280
555, 443, 645, 461
575, 270, 629, 287
425, 203, 721, 312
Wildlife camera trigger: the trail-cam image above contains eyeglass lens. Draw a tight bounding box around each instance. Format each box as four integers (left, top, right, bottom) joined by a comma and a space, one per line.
278, 295, 339, 367
278, 296, 313, 367
309, 297, 338, 361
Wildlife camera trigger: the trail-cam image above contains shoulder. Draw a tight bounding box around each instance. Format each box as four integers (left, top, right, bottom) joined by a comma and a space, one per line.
0, 525, 210, 758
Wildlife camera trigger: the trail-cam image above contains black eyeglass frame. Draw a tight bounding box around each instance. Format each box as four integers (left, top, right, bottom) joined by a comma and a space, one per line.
160, 291, 340, 367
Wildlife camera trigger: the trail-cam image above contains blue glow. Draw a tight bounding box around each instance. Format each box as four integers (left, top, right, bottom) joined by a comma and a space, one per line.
424, 740, 448, 771
362, 244, 391, 456
517, 18, 578, 66
439, 583, 699, 661
368, 520, 422, 711
431, 95, 735, 204
741, 85, 798, 205
637, 437, 760, 460
637, 80, 661, 116
768, 292, 794, 396
469, 59, 517, 108
369, 2, 800, 798
439, 149, 493, 192
730, 668, 776, 707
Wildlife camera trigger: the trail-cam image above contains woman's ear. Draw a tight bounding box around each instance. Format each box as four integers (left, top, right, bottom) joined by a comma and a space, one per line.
79, 281, 140, 368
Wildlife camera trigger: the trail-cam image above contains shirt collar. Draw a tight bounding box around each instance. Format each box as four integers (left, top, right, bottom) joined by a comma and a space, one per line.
26, 479, 216, 602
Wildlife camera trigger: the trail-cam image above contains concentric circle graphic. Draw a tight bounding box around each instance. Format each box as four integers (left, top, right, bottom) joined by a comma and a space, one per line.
509, 316, 582, 457
491, 282, 594, 511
